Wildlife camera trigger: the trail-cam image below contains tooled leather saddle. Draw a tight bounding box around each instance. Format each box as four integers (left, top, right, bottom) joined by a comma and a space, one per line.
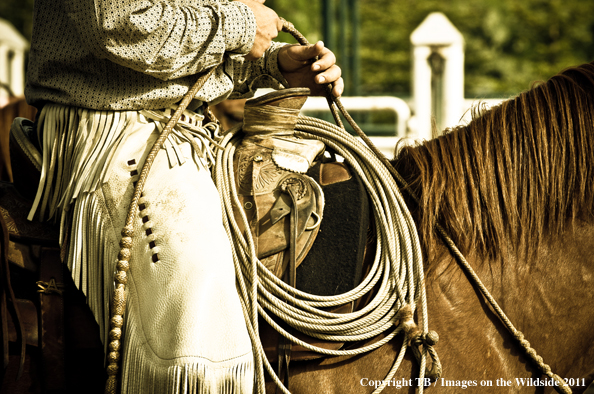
229, 89, 371, 381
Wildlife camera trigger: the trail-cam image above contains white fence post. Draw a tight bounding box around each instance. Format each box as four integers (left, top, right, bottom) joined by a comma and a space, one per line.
410, 12, 464, 140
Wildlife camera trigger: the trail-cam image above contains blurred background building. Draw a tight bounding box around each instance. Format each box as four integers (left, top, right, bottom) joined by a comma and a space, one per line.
0, 17, 28, 107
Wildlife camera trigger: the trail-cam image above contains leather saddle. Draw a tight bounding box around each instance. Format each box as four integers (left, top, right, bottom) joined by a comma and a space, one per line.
232, 90, 325, 281
230, 89, 371, 365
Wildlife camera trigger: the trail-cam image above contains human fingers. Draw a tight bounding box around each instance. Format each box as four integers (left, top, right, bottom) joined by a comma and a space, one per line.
285, 41, 326, 63
278, 41, 328, 74
310, 44, 337, 72
312, 45, 342, 96
315, 65, 343, 97
330, 76, 344, 97
315, 63, 341, 84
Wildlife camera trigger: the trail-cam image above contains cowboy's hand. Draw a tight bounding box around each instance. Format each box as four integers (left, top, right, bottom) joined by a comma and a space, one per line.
236, 0, 283, 60
278, 41, 344, 97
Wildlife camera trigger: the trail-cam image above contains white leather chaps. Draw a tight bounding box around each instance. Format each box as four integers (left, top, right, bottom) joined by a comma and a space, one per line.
30, 103, 254, 394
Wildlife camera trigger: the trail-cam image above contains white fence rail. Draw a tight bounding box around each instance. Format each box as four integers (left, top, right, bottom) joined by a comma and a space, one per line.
300, 95, 411, 137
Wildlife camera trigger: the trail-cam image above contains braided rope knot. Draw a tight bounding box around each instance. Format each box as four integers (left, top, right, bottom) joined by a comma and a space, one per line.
394, 304, 420, 345
514, 331, 572, 393
394, 305, 442, 382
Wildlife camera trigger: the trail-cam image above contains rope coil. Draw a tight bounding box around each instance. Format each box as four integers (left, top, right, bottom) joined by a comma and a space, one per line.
214, 112, 433, 394
279, 19, 568, 394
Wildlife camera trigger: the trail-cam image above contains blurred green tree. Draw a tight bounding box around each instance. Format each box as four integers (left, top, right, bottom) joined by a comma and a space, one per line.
0, 0, 35, 40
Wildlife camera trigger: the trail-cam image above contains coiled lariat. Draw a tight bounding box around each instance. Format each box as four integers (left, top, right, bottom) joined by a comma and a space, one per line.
214, 104, 437, 394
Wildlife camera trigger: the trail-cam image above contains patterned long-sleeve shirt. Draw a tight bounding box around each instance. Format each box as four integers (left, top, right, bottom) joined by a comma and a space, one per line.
25, 0, 288, 110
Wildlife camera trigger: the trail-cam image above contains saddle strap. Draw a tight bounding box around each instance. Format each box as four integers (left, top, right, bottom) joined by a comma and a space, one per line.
275, 179, 302, 392
37, 246, 65, 392
276, 335, 291, 394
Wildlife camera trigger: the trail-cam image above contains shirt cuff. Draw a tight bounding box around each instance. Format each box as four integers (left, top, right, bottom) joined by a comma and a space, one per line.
265, 42, 290, 88
222, 2, 256, 55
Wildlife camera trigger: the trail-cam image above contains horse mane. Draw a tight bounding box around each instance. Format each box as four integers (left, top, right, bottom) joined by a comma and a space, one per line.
393, 61, 594, 264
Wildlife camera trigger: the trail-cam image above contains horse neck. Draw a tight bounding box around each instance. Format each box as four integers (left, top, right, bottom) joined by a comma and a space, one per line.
391, 125, 594, 356
390, 61, 594, 380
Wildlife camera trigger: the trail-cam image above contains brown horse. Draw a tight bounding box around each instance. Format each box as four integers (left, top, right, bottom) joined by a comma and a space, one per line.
272, 62, 594, 393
